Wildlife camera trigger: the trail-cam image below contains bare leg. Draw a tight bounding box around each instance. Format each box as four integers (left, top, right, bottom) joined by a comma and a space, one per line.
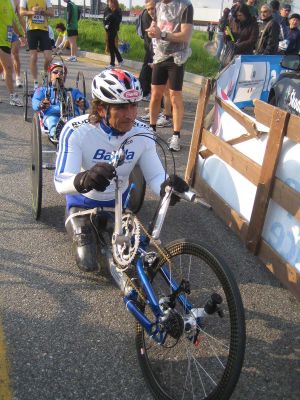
11, 40, 21, 78
164, 81, 172, 117
0, 49, 14, 93
149, 84, 165, 126
43, 50, 52, 73
169, 90, 184, 132
30, 49, 38, 81
68, 36, 78, 57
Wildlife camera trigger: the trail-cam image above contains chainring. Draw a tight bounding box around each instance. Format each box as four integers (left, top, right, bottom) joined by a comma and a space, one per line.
112, 212, 141, 269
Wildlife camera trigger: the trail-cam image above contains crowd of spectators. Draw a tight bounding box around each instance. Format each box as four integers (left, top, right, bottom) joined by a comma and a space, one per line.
215, 0, 300, 64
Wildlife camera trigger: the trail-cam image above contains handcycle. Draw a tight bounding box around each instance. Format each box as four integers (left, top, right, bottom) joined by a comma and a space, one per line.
66, 133, 246, 400
30, 74, 145, 220
23, 53, 87, 122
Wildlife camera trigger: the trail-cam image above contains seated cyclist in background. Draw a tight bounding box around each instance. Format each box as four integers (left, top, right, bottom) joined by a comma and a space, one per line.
54, 68, 188, 273
32, 60, 88, 143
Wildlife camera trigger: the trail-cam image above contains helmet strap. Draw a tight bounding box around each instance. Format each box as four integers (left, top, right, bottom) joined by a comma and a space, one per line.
105, 104, 111, 126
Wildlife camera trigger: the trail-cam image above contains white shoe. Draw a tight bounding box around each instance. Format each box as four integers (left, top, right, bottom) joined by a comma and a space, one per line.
139, 112, 150, 122
157, 114, 172, 128
16, 76, 23, 88
106, 64, 114, 70
142, 94, 151, 102
66, 56, 77, 62
10, 93, 23, 107
118, 61, 124, 67
1, 73, 4, 81
168, 135, 181, 152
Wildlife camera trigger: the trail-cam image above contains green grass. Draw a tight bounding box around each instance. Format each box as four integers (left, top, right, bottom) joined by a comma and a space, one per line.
50, 18, 219, 77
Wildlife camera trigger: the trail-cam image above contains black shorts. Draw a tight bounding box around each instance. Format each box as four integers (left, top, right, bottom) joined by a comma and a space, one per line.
0, 46, 11, 54
27, 29, 52, 51
67, 29, 78, 37
152, 58, 185, 91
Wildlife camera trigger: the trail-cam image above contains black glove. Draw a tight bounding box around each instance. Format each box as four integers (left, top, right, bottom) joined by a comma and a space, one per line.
160, 175, 189, 206
74, 163, 116, 193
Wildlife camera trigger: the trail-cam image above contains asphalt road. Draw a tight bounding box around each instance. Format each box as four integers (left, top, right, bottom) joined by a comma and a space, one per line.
0, 49, 299, 400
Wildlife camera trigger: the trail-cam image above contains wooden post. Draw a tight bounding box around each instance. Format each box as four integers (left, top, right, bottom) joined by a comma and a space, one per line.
185, 79, 212, 186
246, 107, 289, 254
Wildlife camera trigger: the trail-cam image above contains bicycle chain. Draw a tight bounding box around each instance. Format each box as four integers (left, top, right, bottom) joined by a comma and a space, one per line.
120, 214, 174, 305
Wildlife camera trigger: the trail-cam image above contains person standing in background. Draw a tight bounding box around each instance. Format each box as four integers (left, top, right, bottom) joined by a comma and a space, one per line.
255, 4, 280, 55
208, 23, 215, 41
280, 4, 291, 27
0, 0, 24, 105
19, 0, 54, 89
246, 0, 258, 18
10, 0, 26, 88
146, 0, 194, 152
63, 0, 80, 62
216, 7, 230, 59
269, 0, 289, 41
285, 14, 300, 55
234, 3, 258, 55
138, 0, 155, 101
103, 0, 123, 69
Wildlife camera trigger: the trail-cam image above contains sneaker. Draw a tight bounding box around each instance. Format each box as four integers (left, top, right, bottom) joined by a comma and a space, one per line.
157, 114, 172, 128
168, 135, 181, 152
48, 136, 59, 145
139, 112, 164, 123
142, 94, 151, 102
66, 56, 78, 62
139, 112, 150, 122
106, 64, 114, 70
1, 73, 5, 81
118, 60, 124, 67
10, 93, 23, 107
15, 76, 23, 88
33, 81, 39, 90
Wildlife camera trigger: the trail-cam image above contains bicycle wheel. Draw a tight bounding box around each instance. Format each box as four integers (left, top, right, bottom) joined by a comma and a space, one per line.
31, 113, 42, 220
23, 71, 28, 122
136, 239, 245, 400
76, 71, 87, 113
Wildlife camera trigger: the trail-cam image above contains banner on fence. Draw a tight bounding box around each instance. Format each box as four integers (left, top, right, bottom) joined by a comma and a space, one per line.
217, 55, 283, 108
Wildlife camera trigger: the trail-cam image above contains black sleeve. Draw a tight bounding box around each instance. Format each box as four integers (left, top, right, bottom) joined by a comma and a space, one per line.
181, 4, 193, 24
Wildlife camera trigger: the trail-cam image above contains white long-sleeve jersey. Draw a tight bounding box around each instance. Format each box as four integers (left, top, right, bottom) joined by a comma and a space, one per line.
54, 114, 166, 208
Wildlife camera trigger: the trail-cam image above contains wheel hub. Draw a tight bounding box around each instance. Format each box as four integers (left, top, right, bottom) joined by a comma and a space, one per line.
162, 309, 184, 340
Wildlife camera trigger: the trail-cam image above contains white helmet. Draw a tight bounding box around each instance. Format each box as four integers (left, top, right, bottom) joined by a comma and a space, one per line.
91, 68, 143, 104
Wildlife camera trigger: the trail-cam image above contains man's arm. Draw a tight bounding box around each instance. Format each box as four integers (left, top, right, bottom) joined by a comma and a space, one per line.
166, 23, 193, 43
20, 4, 54, 18
147, 4, 193, 44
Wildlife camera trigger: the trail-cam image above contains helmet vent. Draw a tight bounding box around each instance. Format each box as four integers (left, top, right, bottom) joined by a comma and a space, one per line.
104, 79, 116, 85
101, 87, 116, 100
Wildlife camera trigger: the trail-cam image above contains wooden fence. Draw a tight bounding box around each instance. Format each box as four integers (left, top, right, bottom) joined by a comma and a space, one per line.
185, 78, 300, 299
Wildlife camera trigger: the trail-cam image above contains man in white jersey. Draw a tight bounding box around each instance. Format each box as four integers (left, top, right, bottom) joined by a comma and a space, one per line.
55, 68, 188, 272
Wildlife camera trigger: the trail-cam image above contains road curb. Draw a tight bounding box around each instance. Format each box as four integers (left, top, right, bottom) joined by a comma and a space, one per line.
78, 50, 205, 87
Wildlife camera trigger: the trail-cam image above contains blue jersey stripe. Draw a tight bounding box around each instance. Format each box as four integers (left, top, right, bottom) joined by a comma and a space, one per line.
56, 127, 74, 176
